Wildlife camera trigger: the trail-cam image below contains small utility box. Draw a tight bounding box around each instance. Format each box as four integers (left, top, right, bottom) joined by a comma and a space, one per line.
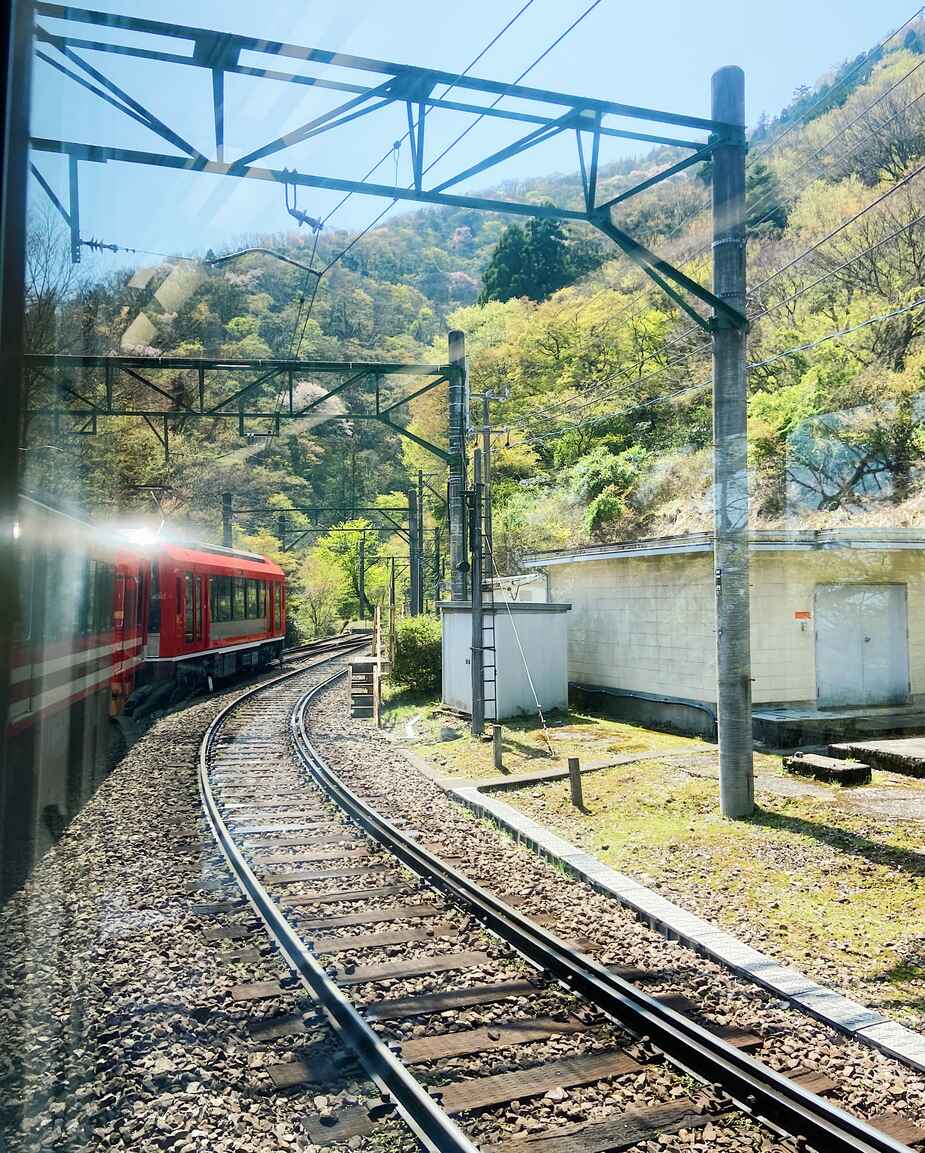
440, 601, 571, 720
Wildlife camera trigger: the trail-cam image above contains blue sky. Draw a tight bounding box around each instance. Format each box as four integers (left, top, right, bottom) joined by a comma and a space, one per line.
29, 0, 920, 265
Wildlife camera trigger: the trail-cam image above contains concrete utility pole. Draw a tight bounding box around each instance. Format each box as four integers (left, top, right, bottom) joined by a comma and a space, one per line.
481, 394, 494, 568
222, 492, 233, 548
470, 448, 485, 737
448, 330, 468, 601
408, 483, 420, 617
388, 555, 396, 663
711, 66, 754, 819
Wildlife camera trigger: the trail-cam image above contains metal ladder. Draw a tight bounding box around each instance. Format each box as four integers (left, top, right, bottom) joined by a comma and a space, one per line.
480, 517, 497, 723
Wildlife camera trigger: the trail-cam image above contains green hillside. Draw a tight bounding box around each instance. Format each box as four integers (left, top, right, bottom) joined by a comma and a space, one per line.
22, 20, 925, 633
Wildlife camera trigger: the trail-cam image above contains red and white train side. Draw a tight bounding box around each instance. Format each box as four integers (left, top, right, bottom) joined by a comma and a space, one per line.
4, 496, 286, 898
10, 496, 287, 731
144, 541, 286, 681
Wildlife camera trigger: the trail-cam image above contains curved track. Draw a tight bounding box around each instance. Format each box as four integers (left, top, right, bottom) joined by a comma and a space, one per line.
199, 658, 916, 1153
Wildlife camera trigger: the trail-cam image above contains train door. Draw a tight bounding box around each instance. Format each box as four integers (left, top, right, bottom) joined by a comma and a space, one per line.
146, 561, 162, 658
181, 571, 202, 650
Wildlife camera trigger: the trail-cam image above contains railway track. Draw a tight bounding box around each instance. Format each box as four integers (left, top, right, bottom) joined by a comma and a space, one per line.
283, 631, 374, 664
199, 660, 922, 1153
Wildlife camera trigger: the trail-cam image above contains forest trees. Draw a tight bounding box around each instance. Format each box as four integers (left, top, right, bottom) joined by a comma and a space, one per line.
478, 217, 601, 304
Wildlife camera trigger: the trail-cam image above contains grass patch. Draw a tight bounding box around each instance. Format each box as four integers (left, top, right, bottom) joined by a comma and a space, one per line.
507, 754, 925, 1030
380, 682, 705, 780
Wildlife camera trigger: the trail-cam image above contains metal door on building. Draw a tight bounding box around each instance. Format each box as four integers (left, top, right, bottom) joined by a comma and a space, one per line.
815, 583, 910, 707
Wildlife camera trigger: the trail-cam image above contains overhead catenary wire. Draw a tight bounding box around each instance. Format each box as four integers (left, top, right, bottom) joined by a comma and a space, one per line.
318, 0, 538, 230
506, 296, 925, 447
744, 72, 925, 234
277, 0, 543, 389
751, 156, 925, 295
749, 295, 925, 369
750, 209, 925, 322
315, 0, 605, 289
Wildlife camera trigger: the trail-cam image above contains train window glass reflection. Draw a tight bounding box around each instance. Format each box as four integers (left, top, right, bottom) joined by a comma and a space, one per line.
149, 562, 161, 633
184, 573, 194, 642
233, 577, 246, 620
194, 575, 203, 640
123, 575, 137, 636
14, 551, 34, 641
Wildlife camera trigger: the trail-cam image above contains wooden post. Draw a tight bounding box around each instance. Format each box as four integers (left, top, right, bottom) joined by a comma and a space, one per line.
492, 724, 503, 771
568, 757, 583, 809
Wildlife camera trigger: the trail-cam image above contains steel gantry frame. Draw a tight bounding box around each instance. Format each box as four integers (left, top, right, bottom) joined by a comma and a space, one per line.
24, 353, 459, 465
25, 7, 755, 813
29, 3, 743, 334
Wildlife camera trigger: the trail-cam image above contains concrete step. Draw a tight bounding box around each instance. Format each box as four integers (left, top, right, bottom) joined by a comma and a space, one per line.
784, 752, 871, 786
828, 738, 925, 779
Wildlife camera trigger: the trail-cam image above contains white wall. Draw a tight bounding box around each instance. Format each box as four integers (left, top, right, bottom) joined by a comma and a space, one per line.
544, 547, 925, 706
548, 554, 715, 701
442, 605, 569, 718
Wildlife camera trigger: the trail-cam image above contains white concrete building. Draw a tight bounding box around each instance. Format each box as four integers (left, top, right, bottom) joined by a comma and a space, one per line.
525, 530, 925, 744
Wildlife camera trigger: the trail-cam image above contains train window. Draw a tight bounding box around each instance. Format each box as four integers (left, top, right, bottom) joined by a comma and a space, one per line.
194, 575, 203, 640
114, 573, 125, 632
233, 577, 246, 620
274, 581, 282, 629
260, 581, 267, 616
43, 551, 62, 641
81, 559, 97, 636
149, 562, 161, 633
244, 578, 254, 618
184, 573, 194, 642
96, 564, 115, 633
124, 576, 137, 636
210, 576, 232, 622
14, 551, 34, 642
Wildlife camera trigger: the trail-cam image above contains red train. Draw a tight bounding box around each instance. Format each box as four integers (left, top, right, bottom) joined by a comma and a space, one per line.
4, 495, 286, 898
10, 495, 287, 730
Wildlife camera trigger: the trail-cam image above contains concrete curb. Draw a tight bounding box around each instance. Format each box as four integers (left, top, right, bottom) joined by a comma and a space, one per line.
401, 749, 925, 1073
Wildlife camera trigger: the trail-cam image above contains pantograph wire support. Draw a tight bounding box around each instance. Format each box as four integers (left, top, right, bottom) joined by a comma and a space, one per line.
283, 169, 323, 232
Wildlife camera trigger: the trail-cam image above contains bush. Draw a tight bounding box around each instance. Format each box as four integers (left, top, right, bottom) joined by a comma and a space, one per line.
392, 617, 442, 693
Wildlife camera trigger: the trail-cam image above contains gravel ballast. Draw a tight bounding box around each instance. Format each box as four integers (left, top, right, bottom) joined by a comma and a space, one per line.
303, 676, 925, 1146
4, 661, 924, 1153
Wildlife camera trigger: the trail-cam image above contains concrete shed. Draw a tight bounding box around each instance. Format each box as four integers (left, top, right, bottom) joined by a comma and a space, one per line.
441, 601, 570, 720
525, 530, 925, 745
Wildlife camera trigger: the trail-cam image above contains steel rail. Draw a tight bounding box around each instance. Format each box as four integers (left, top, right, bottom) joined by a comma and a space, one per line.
292, 671, 914, 1153
198, 658, 479, 1153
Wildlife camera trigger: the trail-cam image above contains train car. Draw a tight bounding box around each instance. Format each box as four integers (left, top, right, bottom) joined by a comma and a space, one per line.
5, 496, 145, 898
141, 542, 286, 683
3, 497, 286, 901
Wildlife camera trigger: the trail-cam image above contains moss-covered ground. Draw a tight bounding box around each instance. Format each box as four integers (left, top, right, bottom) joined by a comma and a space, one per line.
379, 679, 704, 779
383, 685, 925, 1031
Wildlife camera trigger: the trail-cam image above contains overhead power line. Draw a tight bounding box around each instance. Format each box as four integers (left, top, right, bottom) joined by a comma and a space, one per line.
749, 295, 925, 369
281, 0, 544, 368
750, 210, 925, 322
751, 157, 925, 294
745, 68, 925, 233
510, 297, 925, 446
317, 0, 606, 286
